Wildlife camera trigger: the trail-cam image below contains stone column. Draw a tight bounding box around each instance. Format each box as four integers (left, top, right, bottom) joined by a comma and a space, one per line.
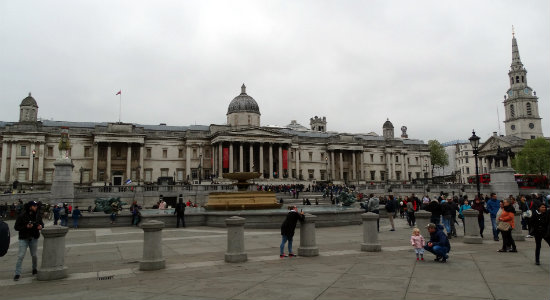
186, 145, 191, 180
415, 210, 431, 237
38, 143, 45, 181
331, 151, 335, 181
295, 148, 300, 179
361, 213, 381, 252
259, 144, 264, 178
401, 153, 405, 181
268, 143, 273, 179
513, 211, 525, 241
0, 142, 7, 182
298, 214, 319, 257
463, 209, 482, 244
239, 143, 244, 172
392, 153, 396, 180
229, 143, 234, 173
37, 226, 68, 281
139, 145, 144, 181
29, 143, 35, 183
249, 144, 254, 172
218, 143, 223, 178
404, 153, 408, 181
339, 151, 344, 181
139, 221, 165, 270
225, 216, 247, 263
278, 145, 283, 178
352, 152, 357, 180
126, 144, 132, 182
10, 143, 17, 182
385, 153, 391, 181
106, 144, 112, 182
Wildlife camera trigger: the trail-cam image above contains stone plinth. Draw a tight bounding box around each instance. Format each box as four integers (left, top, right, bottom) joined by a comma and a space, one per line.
139, 221, 165, 271
37, 226, 69, 281
50, 158, 74, 205
415, 210, 431, 237
298, 213, 319, 257
225, 216, 247, 263
513, 211, 525, 241
361, 213, 381, 252
463, 209, 482, 244
489, 167, 519, 200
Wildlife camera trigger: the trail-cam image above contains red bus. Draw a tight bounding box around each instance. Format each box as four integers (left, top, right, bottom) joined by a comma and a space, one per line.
467, 173, 549, 189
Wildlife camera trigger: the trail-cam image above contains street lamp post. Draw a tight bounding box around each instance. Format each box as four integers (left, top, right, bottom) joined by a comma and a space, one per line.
79, 166, 84, 186
198, 154, 202, 184
31, 149, 36, 189
469, 130, 481, 200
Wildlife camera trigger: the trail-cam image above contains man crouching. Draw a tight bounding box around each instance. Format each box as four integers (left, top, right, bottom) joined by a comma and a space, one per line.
424, 223, 451, 263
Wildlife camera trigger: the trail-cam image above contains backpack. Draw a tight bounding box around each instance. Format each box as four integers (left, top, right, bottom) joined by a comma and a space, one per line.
59, 207, 66, 216
0, 220, 10, 257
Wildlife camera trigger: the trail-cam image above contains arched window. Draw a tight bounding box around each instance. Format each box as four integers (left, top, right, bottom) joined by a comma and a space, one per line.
526, 102, 532, 115
516, 76, 520, 83
521, 76, 525, 83
510, 104, 515, 118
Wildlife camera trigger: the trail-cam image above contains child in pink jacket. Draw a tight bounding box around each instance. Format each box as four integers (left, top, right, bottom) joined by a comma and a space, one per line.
411, 227, 426, 261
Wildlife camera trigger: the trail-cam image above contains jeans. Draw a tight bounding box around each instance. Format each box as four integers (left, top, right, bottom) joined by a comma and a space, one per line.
280, 235, 293, 255
15, 239, 38, 275
424, 244, 449, 258
534, 234, 550, 262
60, 215, 68, 226
72, 218, 79, 228
442, 216, 452, 234
490, 216, 498, 239
478, 218, 485, 237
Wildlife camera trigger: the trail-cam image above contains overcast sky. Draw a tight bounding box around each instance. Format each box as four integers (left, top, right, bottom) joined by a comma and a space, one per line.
1, 0, 549, 144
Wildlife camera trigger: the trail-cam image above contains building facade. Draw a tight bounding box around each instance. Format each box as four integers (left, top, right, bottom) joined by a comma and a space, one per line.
0, 86, 431, 187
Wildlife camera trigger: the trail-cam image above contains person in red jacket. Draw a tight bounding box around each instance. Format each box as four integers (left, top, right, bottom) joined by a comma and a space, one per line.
498, 199, 517, 252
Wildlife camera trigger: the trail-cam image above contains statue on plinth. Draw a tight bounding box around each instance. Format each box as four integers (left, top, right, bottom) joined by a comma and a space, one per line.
58, 127, 71, 160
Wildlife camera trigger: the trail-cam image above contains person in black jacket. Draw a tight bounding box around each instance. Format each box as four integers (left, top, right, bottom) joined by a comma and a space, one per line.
280, 206, 305, 258
174, 199, 186, 228
529, 204, 549, 265
13, 201, 44, 281
426, 199, 442, 224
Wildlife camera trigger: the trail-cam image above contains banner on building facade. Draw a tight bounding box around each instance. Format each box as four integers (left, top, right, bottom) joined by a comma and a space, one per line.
282, 149, 288, 169
223, 147, 229, 168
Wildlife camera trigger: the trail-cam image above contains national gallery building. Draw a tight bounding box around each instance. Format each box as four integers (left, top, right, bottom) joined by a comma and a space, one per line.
0, 85, 431, 187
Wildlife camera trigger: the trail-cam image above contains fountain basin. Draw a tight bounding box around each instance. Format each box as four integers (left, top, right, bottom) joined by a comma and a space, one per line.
206, 191, 282, 210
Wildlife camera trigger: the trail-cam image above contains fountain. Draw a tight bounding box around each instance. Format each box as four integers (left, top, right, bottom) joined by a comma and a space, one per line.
205, 172, 282, 210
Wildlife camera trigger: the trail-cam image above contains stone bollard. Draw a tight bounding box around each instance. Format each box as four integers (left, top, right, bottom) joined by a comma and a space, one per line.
512, 211, 525, 242
225, 216, 247, 263
414, 210, 431, 237
139, 220, 165, 271
37, 226, 68, 281
298, 213, 319, 257
463, 209, 482, 244
361, 213, 381, 252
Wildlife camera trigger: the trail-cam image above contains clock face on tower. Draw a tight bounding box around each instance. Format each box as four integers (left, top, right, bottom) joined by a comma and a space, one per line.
529, 123, 534, 129
524, 88, 531, 95
508, 90, 513, 97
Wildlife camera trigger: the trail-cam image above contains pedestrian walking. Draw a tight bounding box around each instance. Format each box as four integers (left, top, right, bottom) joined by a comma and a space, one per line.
528, 204, 549, 265
385, 195, 397, 231
71, 206, 82, 229
13, 201, 44, 281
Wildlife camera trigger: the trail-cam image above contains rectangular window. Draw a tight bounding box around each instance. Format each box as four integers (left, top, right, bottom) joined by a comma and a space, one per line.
308, 152, 313, 161
47, 146, 54, 157
320, 170, 326, 180
380, 171, 385, 181
144, 169, 152, 182
82, 171, 90, 183
416, 172, 421, 179
98, 170, 105, 182
205, 148, 211, 158
465, 151, 468, 156
407, 157, 410, 164
18, 169, 27, 181
408, 172, 412, 181
370, 154, 374, 162
20, 145, 27, 156
146, 148, 152, 158
177, 169, 184, 181
84, 147, 91, 157
415, 157, 419, 164
466, 167, 470, 175
380, 155, 384, 162
396, 171, 401, 181
204, 169, 211, 179
320, 153, 325, 161
162, 149, 168, 158
308, 169, 314, 179
193, 148, 197, 159
161, 168, 169, 177
178, 149, 183, 158
370, 171, 376, 181
291, 151, 295, 160
465, 157, 469, 163
191, 168, 198, 179
395, 156, 399, 163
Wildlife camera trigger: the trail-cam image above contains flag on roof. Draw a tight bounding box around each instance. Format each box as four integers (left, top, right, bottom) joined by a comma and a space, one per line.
116, 90, 121, 95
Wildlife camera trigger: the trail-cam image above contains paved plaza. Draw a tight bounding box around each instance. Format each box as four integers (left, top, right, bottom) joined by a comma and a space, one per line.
0, 215, 549, 300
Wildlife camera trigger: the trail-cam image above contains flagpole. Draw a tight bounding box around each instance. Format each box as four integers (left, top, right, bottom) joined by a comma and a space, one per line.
119, 90, 122, 123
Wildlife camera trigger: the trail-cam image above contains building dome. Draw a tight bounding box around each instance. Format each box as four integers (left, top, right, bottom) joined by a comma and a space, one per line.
383, 118, 394, 129
227, 84, 260, 115
20, 92, 38, 107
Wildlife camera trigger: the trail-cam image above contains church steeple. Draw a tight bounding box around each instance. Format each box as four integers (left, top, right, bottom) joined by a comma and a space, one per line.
503, 30, 543, 140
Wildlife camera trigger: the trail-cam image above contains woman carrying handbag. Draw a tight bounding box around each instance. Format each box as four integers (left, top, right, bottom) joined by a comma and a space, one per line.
497, 199, 517, 253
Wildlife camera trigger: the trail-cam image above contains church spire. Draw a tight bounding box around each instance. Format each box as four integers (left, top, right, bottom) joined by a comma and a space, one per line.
511, 27, 523, 70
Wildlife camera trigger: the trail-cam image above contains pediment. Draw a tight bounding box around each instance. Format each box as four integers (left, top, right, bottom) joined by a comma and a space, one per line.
219, 127, 291, 138
478, 136, 518, 153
